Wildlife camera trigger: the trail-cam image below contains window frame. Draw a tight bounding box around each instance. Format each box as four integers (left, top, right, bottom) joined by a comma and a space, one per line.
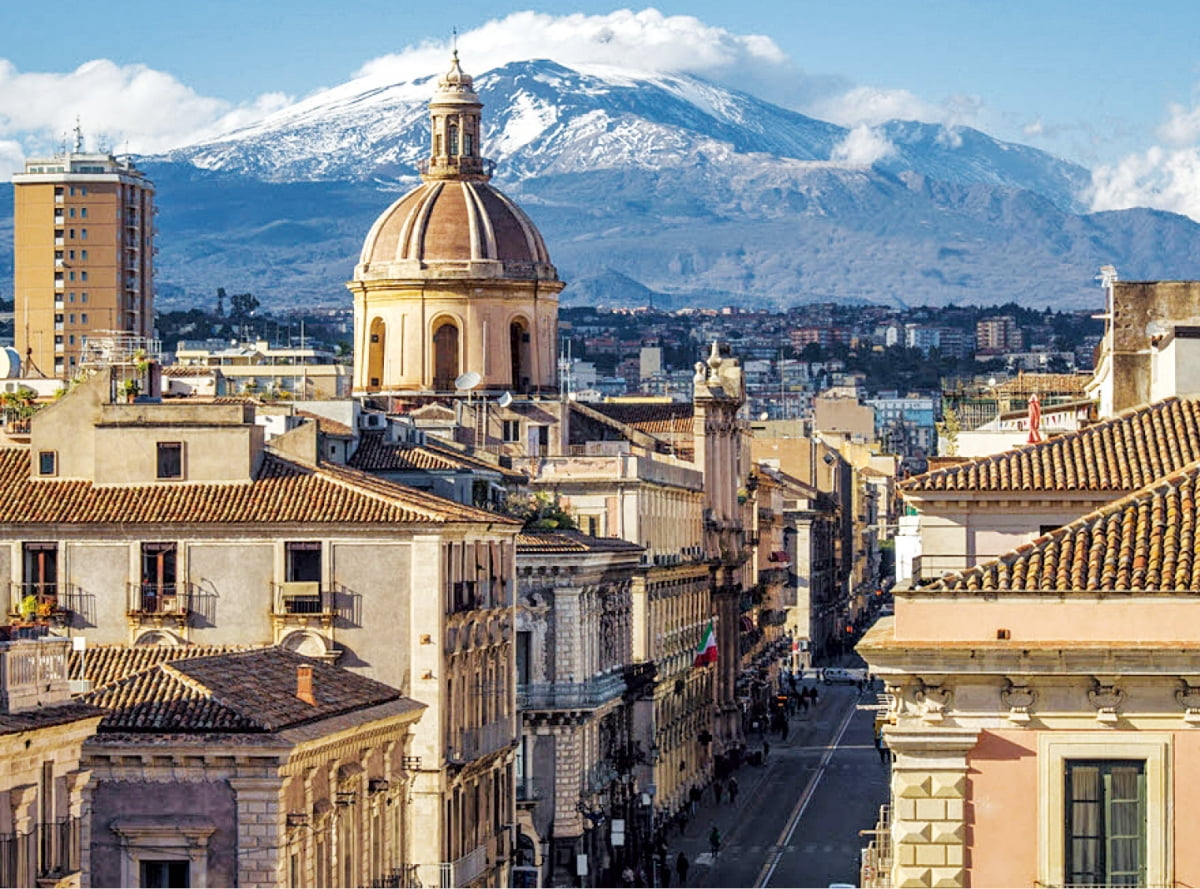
1038, 732, 1171, 888
156, 442, 184, 480
37, 451, 57, 477
502, 419, 521, 443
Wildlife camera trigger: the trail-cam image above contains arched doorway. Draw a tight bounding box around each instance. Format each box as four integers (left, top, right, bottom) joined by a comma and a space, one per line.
433, 320, 460, 391
510, 318, 530, 392
367, 317, 385, 391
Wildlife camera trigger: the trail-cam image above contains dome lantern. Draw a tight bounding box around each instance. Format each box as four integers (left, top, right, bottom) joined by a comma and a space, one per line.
422, 51, 492, 182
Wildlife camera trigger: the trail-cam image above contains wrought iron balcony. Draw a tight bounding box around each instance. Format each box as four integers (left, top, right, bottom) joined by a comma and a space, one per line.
9, 583, 70, 624
373, 864, 421, 888
440, 844, 488, 889
127, 582, 191, 617
517, 672, 627, 710
272, 582, 335, 616
447, 718, 514, 764
0, 817, 80, 887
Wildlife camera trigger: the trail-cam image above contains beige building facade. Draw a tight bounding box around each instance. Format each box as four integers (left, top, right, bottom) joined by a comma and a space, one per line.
349, 54, 562, 396
12, 150, 154, 379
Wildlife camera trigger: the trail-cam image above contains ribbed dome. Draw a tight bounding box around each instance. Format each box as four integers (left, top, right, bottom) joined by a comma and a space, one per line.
355, 179, 559, 283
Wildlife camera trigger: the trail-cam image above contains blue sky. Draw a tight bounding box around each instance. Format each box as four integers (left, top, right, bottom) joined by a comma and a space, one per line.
3, 2, 1200, 216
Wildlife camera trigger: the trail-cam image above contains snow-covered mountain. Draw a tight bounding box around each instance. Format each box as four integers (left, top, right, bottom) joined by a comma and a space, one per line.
168, 60, 1090, 212
4, 58, 1200, 311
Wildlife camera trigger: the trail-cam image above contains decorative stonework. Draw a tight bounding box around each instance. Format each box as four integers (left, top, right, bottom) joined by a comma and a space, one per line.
1175, 680, 1200, 724
1000, 680, 1037, 725
914, 682, 952, 723
1087, 680, 1125, 723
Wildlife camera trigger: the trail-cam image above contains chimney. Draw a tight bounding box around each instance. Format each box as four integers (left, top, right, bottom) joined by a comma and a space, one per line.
296, 665, 316, 706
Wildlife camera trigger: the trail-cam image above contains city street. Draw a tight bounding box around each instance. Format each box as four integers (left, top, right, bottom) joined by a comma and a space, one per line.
665, 681, 888, 889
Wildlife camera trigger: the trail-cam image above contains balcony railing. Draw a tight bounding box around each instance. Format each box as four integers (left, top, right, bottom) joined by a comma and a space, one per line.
373, 864, 421, 888
447, 718, 513, 764
127, 582, 190, 616
440, 844, 488, 889
859, 804, 892, 888
516, 778, 542, 803
517, 673, 626, 710
0, 817, 80, 887
272, 582, 335, 616
9, 583, 70, 623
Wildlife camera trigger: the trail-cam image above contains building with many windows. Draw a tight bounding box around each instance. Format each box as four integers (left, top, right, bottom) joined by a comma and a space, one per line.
12, 148, 154, 379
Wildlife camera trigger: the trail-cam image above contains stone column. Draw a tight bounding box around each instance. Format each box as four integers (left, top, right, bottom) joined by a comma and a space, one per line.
229, 777, 285, 888
885, 727, 979, 889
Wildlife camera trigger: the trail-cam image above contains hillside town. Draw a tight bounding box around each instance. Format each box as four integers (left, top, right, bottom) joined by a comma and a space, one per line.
2, 49, 1200, 889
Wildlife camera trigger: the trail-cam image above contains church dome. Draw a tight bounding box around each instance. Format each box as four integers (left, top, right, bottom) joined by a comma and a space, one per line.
354, 52, 559, 285
355, 179, 558, 282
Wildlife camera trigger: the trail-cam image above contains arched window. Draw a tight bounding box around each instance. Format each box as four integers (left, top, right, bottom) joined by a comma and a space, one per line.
449, 123, 459, 157
464, 131, 474, 156
510, 319, 531, 392
433, 321, 460, 391
367, 318, 386, 391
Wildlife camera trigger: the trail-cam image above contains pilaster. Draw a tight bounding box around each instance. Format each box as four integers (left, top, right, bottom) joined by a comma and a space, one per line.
229, 777, 285, 888
885, 727, 979, 889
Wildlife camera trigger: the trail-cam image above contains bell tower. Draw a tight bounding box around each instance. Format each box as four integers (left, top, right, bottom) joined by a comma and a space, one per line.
424, 51, 491, 182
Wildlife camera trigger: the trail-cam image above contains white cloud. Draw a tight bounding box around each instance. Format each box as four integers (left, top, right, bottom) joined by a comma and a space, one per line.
0, 58, 291, 170
0, 139, 24, 179
1089, 100, 1200, 221
809, 86, 941, 128
353, 9, 788, 86
830, 124, 894, 166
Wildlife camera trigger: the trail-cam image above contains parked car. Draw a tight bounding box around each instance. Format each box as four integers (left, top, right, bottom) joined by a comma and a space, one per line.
822, 667, 866, 685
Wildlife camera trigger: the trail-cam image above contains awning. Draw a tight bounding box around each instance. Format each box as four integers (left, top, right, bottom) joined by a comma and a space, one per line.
769, 551, 789, 562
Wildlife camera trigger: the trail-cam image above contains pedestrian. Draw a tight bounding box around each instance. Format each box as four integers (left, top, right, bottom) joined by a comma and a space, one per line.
676, 851, 689, 885
878, 740, 890, 765
728, 776, 739, 806
714, 780, 723, 805
708, 825, 721, 859
811, 686, 819, 705
689, 785, 701, 816
763, 740, 770, 761
622, 866, 636, 887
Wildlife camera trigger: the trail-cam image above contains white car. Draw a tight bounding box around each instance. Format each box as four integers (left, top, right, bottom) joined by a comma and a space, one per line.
822, 667, 866, 685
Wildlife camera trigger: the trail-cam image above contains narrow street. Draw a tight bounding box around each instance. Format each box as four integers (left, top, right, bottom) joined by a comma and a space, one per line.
664, 682, 888, 889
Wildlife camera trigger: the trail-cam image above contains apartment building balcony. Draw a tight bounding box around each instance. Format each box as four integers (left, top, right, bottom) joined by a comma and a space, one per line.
447, 718, 514, 764
859, 804, 892, 888
125, 578, 190, 619
440, 843, 488, 889
0, 816, 81, 888
372, 864, 421, 888
516, 777, 544, 804
271, 582, 335, 631
517, 672, 626, 710
8, 583, 72, 626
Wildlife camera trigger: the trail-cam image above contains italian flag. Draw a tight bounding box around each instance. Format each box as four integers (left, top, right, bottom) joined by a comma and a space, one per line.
694, 620, 718, 667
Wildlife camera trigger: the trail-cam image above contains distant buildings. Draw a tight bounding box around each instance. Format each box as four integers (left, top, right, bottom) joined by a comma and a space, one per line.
975, 315, 1023, 355
12, 147, 155, 379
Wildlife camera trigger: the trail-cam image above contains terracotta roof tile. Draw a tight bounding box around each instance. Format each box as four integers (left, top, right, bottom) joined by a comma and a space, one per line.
296, 411, 354, 438
587, 402, 694, 435
990, 371, 1092, 397
516, 531, 644, 554
349, 431, 525, 480
70, 643, 262, 691
925, 459, 1200, 593
87, 648, 417, 733
903, 397, 1200, 494
0, 448, 516, 526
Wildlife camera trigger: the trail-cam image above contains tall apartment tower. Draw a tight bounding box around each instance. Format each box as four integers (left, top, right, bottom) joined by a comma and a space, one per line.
12, 150, 155, 379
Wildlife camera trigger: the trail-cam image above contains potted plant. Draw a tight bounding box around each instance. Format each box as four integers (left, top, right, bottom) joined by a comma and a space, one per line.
120, 378, 141, 402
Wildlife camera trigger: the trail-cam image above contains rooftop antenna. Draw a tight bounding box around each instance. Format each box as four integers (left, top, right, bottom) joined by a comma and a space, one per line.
74, 116, 84, 153
452, 26, 458, 57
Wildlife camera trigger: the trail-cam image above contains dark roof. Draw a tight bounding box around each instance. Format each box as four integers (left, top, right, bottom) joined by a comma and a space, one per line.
0, 448, 515, 526
923, 459, 1200, 594
70, 643, 263, 691
586, 402, 694, 435
87, 648, 420, 733
0, 701, 104, 735
516, 531, 645, 554
349, 431, 525, 480
903, 397, 1200, 494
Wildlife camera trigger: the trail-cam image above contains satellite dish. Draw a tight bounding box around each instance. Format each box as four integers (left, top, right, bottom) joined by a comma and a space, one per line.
759, 412, 769, 421
0, 347, 19, 379
455, 371, 482, 391
497, 391, 513, 408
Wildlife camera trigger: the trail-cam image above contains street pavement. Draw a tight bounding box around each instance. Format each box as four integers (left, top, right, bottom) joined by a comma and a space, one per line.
660, 681, 889, 889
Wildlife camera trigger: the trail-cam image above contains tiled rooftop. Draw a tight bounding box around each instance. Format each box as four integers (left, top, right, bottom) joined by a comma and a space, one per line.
923, 459, 1200, 594
587, 402, 694, 435
295, 411, 354, 438
903, 397, 1200, 494
0, 448, 514, 525
349, 431, 525, 480
991, 371, 1092, 397
70, 643, 262, 691
87, 648, 419, 733
516, 531, 645, 554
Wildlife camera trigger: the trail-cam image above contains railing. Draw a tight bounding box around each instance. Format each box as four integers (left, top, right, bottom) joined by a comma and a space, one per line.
374, 863, 422, 888
516, 778, 542, 802
859, 805, 892, 888
0, 817, 80, 886
447, 718, 513, 763
272, 582, 335, 616
9, 583, 69, 622
127, 582, 190, 616
517, 673, 626, 709
440, 844, 488, 889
